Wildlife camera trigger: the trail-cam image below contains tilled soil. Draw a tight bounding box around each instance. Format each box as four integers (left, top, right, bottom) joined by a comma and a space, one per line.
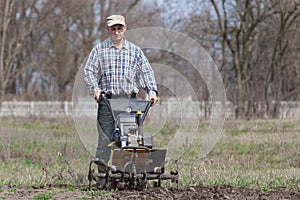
1, 185, 299, 200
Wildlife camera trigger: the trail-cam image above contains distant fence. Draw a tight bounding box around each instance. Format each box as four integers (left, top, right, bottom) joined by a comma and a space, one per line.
0, 101, 72, 117
1, 100, 300, 119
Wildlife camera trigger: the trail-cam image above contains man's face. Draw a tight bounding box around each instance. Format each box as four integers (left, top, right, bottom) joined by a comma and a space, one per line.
107, 24, 126, 42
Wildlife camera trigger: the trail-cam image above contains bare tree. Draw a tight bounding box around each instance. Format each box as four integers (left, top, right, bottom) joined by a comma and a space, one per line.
2, 0, 299, 120
0, 0, 149, 101
263, 0, 300, 117
210, 0, 277, 118
0, 0, 17, 100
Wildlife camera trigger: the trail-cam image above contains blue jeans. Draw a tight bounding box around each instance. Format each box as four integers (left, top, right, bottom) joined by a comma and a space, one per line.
96, 100, 115, 163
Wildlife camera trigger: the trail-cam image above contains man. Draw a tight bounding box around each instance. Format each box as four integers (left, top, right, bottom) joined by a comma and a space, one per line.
83, 15, 158, 189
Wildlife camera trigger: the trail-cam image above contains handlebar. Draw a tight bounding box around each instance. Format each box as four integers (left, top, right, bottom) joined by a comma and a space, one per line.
100, 91, 112, 100
150, 98, 154, 106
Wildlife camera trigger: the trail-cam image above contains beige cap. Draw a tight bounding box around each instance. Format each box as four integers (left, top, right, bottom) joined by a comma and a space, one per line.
106, 15, 126, 27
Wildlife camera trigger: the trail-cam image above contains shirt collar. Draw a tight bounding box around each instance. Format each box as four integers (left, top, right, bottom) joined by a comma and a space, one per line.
108, 38, 129, 50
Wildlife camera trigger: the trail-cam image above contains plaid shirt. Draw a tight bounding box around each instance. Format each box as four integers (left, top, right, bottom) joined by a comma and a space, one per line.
83, 38, 157, 95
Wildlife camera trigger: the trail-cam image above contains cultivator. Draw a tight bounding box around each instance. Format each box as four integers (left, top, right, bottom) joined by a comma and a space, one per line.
88, 97, 178, 190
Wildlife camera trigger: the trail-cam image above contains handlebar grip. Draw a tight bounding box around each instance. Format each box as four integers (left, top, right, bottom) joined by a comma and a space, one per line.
98, 92, 112, 102
150, 98, 155, 106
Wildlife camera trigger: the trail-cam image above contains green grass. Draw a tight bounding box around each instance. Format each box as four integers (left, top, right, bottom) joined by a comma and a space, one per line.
0, 117, 89, 189
228, 129, 249, 136
0, 117, 299, 192
33, 193, 53, 200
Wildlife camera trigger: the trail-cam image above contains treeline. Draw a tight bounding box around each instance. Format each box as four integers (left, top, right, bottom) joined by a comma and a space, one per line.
0, 0, 300, 118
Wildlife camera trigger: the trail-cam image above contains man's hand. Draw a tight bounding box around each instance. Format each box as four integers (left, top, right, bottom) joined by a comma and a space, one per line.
148, 93, 158, 106
94, 90, 101, 102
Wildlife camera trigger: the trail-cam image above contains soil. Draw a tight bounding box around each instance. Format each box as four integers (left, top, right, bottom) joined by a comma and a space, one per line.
1, 185, 299, 200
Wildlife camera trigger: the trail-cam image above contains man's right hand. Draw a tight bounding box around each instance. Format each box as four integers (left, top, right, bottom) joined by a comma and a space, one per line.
94, 90, 101, 102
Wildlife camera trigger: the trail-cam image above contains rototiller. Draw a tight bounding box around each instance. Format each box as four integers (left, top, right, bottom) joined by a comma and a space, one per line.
88, 94, 178, 190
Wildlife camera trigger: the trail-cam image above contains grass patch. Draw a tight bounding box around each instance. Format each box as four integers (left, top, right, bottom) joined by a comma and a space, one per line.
0, 117, 299, 191
88, 189, 117, 197
33, 193, 53, 200
228, 129, 249, 136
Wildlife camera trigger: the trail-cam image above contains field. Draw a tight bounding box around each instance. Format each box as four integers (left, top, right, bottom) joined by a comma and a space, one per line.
0, 116, 299, 199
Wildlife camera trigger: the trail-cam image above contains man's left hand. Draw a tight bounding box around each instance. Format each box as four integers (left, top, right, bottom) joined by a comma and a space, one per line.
148, 94, 158, 106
